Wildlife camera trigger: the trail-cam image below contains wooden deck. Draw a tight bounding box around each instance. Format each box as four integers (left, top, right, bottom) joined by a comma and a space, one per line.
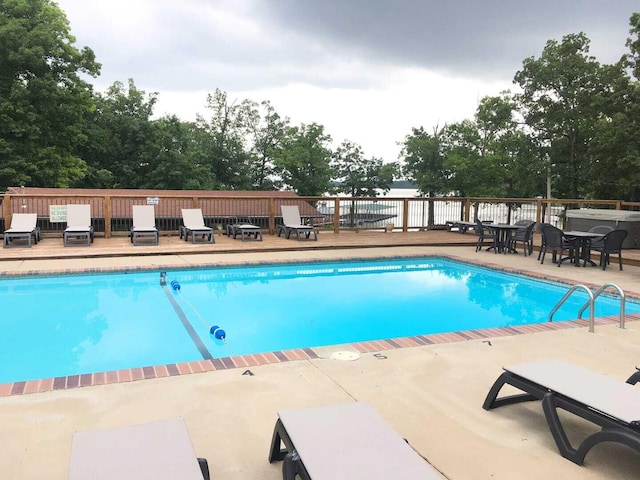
2, 229, 640, 266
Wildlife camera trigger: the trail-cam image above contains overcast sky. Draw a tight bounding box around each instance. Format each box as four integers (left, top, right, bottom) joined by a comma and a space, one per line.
57, 0, 636, 162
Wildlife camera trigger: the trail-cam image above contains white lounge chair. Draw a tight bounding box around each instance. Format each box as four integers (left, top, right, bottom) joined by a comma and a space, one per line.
483, 359, 640, 465
276, 205, 317, 241
268, 403, 442, 479
180, 208, 214, 243
3, 213, 39, 248
64, 204, 93, 247
130, 205, 159, 245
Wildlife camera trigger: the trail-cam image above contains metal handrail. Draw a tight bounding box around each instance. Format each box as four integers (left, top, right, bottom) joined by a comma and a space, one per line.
578, 283, 626, 329
548, 284, 595, 332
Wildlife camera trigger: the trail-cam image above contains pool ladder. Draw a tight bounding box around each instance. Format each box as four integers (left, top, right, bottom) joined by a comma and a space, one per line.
548, 283, 626, 333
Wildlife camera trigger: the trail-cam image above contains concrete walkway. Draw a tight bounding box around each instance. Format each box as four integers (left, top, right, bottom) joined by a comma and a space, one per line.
1, 246, 640, 479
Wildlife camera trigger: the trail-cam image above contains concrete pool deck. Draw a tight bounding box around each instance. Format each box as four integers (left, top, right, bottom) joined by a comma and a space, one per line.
1, 244, 640, 479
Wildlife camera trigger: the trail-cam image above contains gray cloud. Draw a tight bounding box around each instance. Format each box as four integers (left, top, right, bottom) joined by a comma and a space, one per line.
256, 0, 635, 79
53, 0, 638, 161
60, 0, 636, 94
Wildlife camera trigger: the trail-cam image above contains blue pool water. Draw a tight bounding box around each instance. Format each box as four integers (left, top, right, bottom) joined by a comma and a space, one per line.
0, 258, 636, 383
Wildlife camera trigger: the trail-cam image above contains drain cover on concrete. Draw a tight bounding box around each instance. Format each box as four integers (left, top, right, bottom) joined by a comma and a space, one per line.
330, 351, 361, 361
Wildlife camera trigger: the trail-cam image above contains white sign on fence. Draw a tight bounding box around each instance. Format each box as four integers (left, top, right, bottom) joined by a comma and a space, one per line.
49, 205, 67, 222
146, 197, 159, 205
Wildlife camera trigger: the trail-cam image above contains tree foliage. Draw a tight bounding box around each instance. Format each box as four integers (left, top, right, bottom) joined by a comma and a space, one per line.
399, 15, 640, 202
514, 33, 608, 198
0, 0, 100, 190
3, 3, 640, 202
400, 127, 447, 196
332, 140, 397, 197
274, 123, 333, 196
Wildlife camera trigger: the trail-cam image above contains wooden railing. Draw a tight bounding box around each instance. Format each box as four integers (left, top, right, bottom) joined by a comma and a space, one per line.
2, 193, 639, 237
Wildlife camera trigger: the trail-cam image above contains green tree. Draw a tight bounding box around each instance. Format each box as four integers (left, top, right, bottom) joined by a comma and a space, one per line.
143, 116, 213, 190
197, 89, 251, 189
274, 123, 333, 196
514, 33, 608, 198
0, 0, 100, 190
332, 140, 397, 227
331, 140, 397, 197
475, 93, 545, 198
400, 126, 447, 197
440, 119, 498, 197
628, 12, 640, 78
434, 93, 544, 199
241, 100, 288, 190
587, 13, 640, 200
76, 79, 157, 188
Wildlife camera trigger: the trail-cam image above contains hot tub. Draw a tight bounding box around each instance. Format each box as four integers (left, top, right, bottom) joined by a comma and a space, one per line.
565, 209, 640, 248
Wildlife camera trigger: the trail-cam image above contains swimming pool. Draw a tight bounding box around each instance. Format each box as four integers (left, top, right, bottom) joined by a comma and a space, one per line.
0, 257, 636, 383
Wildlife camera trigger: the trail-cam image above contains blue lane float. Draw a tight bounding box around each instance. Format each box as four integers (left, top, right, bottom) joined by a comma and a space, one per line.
170, 279, 230, 349
209, 325, 226, 340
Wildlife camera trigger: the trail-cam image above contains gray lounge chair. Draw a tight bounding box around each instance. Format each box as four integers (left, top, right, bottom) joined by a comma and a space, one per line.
68, 417, 210, 479
268, 403, 443, 479
3, 213, 39, 248
276, 205, 317, 241
130, 205, 159, 245
483, 360, 640, 465
64, 204, 94, 247
180, 208, 214, 243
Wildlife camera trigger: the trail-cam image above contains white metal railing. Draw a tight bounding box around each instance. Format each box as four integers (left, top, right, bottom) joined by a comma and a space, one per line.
577, 283, 626, 329
549, 283, 627, 333
548, 284, 595, 332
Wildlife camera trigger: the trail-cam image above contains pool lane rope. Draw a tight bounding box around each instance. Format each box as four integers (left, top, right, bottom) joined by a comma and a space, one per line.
170, 280, 235, 356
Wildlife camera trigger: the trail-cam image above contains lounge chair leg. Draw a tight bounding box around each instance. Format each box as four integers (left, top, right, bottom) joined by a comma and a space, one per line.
282, 451, 310, 480
626, 370, 640, 385
268, 419, 290, 463
540, 392, 640, 465
482, 372, 541, 410
197, 458, 210, 480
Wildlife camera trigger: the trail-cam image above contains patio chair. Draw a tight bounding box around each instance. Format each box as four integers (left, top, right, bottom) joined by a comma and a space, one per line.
536, 223, 554, 260
226, 216, 262, 241
3, 213, 40, 248
508, 221, 536, 256
180, 208, 214, 244
589, 225, 614, 247
586, 225, 613, 251
591, 228, 628, 270
539, 224, 574, 266
475, 218, 497, 253
482, 360, 640, 465
130, 205, 159, 246
64, 204, 94, 247
276, 205, 318, 241
268, 402, 442, 479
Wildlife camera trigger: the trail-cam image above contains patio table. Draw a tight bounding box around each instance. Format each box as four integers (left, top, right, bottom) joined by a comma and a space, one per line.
562, 230, 604, 267
486, 224, 520, 254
